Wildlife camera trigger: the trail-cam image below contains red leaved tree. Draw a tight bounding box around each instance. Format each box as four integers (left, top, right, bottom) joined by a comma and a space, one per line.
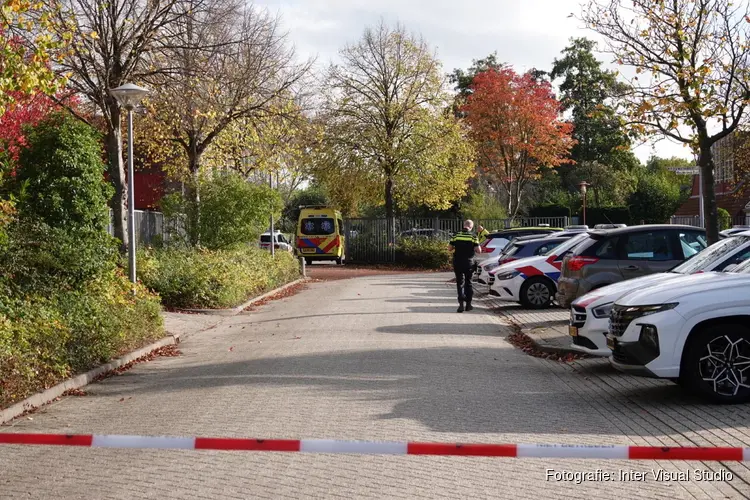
463, 68, 575, 218
0, 91, 61, 164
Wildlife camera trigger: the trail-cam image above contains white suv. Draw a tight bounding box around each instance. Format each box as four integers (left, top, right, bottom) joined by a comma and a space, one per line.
607, 260, 750, 403
569, 233, 750, 356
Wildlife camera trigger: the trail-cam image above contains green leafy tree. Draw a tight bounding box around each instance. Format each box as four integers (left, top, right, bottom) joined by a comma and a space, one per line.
320, 20, 476, 220
162, 172, 282, 250
449, 52, 504, 99
628, 171, 684, 225
13, 113, 112, 232
550, 38, 639, 206
459, 188, 507, 222
584, 0, 750, 243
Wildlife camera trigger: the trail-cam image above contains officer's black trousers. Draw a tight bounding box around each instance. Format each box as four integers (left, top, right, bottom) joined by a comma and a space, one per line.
454, 266, 474, 305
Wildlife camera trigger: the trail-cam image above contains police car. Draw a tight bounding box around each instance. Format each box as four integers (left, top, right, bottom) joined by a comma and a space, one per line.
488, 233, 589, 309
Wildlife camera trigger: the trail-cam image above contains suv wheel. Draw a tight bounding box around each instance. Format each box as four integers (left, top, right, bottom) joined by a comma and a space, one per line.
305, 258, 312, 266
682, 324, 750, 404
520, 277, 554, 309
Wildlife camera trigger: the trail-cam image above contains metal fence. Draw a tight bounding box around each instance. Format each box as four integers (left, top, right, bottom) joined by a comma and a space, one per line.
107, 210, 173, 247
343, 217, 570, 263
669, 214, 750, 228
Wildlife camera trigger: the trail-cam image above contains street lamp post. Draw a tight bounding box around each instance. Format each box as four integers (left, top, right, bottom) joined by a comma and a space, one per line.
109, 83, 150, 285
579, 181, 591, 226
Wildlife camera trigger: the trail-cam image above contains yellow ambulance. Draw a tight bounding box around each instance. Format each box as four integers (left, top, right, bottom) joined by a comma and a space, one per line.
296, 206, 346, 265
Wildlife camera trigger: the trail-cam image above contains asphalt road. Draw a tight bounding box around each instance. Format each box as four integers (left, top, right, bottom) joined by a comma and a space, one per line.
1, 273, 749, 499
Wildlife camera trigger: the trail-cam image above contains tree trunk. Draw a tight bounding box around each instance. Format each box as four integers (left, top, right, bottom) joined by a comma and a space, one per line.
384, 174, 394, 220
105, 103, 128, 254
698, 141, 719, 244
188, 144, 202, 246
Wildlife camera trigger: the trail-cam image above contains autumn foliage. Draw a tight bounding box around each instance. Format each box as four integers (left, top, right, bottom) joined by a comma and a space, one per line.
0, 91, 60, 162
463, 68, 574, 217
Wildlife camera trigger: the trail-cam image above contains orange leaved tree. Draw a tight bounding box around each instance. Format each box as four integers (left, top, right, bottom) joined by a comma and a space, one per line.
463, 68, 575, 218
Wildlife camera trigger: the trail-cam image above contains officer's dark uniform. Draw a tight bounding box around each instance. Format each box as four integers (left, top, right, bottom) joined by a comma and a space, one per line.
449, 230, 480, 312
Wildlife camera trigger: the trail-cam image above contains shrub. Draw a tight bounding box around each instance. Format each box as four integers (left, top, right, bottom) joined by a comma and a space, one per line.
12, 113, 112, 232
460, 189, 507, 221
162, 172, 283, 250
0, 270, 162, 409
138, 246, 300, 309
395, 237, 451, 269
718, 208, 732, 231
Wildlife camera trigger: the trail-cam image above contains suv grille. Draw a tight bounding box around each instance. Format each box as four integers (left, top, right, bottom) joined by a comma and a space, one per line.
570, 306, 586, 328
609, 305, 640, 337
611, 342, 642, 365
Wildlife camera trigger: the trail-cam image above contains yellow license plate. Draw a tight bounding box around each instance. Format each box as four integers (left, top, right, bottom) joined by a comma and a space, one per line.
607, 336, 616, 350
300, 248, 316, 253
568, 326, 578, 337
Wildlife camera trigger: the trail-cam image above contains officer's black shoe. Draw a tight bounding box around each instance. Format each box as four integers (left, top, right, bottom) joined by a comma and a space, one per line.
465, 304, 474, 311
457, 303, 465, 313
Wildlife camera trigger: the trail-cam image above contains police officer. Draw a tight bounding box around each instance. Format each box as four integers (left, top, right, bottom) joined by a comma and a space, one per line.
449, 219, 482, 313
477, 224, 489, 243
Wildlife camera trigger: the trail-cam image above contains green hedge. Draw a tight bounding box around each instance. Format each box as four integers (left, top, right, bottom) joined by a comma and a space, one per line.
529, 204, 571, 218
584, 206, 631, 226
138, 246, 301, 309
395, 237, 451, 269
0, 270, 163, 409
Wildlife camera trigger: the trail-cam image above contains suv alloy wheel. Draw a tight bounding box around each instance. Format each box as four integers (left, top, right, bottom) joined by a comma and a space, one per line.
682, 324, 750, 403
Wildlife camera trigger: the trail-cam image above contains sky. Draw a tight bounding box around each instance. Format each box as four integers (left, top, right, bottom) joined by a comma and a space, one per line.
257, 0, 694, 164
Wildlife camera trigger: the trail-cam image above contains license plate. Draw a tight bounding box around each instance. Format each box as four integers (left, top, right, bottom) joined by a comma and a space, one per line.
300, 248, 316, 253
606, 336, 616, 350
568, 326, 578, 337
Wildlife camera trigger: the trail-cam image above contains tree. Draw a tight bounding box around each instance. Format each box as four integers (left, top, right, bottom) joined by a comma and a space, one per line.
12, 113, 113, 232
161, 172, 281, 249
628, 170, 684, 224
33, 0, 184, 253
0, 2, 66, 113
449, 52, 504, 99
583, 0, 750, 243
550, 37, 639, 205
463, 68, 575, 218
321, 20, 475, 220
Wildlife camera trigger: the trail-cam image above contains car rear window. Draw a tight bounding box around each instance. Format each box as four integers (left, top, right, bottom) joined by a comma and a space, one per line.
301, 218, 335, 235
545, 233, 589, 256
260, 235, 271, 243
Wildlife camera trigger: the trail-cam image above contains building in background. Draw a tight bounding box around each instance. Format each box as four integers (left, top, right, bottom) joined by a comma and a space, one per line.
672, 132, 750, 226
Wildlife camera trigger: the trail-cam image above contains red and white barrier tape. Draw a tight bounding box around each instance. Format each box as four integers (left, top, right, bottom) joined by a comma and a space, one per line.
1, 433, 749, 461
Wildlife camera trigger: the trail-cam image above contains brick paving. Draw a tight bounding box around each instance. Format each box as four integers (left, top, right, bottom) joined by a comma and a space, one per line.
1, 272, 749, 499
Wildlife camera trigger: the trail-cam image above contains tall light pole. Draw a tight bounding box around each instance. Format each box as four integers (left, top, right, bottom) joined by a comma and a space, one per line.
109, 83, 150, 285
579, 181, 590, 226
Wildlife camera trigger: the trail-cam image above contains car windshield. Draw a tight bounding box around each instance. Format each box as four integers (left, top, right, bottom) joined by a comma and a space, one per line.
543, 233, 588, 256
671, 236, 750, 274
733, 258, 750, 273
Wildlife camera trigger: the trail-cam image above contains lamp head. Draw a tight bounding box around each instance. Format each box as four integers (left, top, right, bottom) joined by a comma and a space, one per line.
109, 83, 150, 109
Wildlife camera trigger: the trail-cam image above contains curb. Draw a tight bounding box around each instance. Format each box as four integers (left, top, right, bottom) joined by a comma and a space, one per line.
481, 295, 583, 357
0, 333, 181, 425
174, 278, 308, 316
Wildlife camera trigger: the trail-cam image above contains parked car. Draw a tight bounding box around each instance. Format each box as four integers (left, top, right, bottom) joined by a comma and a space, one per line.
720, 225, 750, 238
475, 236, 567, 284
606, 265, 750, 403
477, 227, 563, 261
569, 232, 750, 356
555, 225, 707, 308
260, 231, 293, 253
487, 233, 591, 308
474, 235, 575, 285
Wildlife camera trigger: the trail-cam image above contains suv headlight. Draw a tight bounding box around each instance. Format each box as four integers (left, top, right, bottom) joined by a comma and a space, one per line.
591, 302, 614, 319
485, 262, 501, 272
623, 303, 679, 317
495, 271, 521, 281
